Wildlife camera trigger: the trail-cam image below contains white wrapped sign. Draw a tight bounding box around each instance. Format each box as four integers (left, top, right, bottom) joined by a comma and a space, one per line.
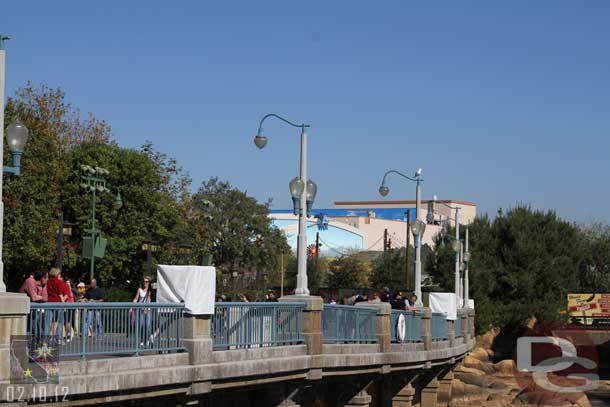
156, 265, 216, 315
429, 292, 457, 321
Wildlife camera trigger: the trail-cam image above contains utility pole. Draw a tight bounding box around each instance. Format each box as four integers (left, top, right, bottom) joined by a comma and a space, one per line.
315, 232, 320, 277
405, 209, 411, 292
383, 229, 388, 252
280, 252, 284, 297
56, 213, 65, 269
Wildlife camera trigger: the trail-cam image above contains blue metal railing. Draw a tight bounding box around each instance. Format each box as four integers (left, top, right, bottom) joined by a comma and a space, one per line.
212, 302, 304, 350
431, 312, 448, 341
390, 309, 423, 343
322, 304, 377, 343
28, 303, 185, 358
454, 315, 463, 338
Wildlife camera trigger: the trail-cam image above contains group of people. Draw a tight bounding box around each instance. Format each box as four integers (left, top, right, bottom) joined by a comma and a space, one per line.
20, 268, 104, 304
338, 288, 419, 310
19, 270, 163, 348
19, 267, 105, 342
216, 291, 279, 303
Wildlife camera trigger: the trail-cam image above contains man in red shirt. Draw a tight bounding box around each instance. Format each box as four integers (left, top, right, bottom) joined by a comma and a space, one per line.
46, 267, 70, 341
19, 270, 47, 302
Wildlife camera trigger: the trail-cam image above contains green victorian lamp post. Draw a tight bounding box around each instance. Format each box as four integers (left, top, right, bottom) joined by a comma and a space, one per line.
80, 165, 122, 280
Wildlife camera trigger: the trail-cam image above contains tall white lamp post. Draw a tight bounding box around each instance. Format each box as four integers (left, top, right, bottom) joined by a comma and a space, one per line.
0, 36, 30, 292
378, 168, 424, 305
431, 196, 462, 308
254, 114, 317, 296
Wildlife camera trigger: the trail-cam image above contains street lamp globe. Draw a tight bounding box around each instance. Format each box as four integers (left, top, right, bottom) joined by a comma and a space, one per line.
378, 184, 389, 197
411, 219, 426, 237
114, 192, 123, 210
306, 180, 317, 202
451, 239, 462, 253
254, 133, 268, 149
289, 177, 305, 199
6, 118, 28, 153
463, 252, 471, 262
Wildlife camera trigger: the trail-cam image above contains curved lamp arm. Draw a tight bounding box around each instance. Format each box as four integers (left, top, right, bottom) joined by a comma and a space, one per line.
257, 113, 310, 134
380, 169, 422, 186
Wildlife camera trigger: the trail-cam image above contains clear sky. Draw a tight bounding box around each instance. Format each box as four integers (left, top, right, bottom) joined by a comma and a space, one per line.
2, 1, 609, 223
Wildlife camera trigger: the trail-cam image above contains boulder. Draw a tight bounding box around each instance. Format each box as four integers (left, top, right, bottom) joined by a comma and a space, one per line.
451, 378, 487, 398
469, 347, 490, 362
493, 359, 515, 376
463, 355, 495, 374
454, 365, 486, 376
455, 371, 487, 388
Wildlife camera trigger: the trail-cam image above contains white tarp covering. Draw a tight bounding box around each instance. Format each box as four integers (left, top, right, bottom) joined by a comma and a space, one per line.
429, 292, 457, 321
156, 265, 216, 315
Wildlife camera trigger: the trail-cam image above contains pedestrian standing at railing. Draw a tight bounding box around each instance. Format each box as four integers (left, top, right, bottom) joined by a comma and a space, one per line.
132, 276, 152, 346
46, 267, 70, 342
20, 270, 48, 337
85, 278, 104, 337
406, 293, 419, 311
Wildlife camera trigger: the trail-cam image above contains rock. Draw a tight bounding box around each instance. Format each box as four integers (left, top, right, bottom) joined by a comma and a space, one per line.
493, 359, 515, 376
475, 327, 500, 350
463, 355, 495, 374
455, 365, 486, 376
451, 378, 487, 398
469, 347, 490, 362
455, 371, 487, 387
574, 395, 592, 407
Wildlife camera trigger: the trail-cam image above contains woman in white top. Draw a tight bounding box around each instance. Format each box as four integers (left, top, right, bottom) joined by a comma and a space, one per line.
133, 277, 151, 303
132, 277, 152, 346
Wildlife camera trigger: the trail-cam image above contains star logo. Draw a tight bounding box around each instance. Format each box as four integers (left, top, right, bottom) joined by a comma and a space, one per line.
34, 343, 54, 360
24, 368, 32, 377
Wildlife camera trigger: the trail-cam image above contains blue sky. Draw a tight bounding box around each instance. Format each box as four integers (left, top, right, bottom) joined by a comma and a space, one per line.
3, 1, 609, 223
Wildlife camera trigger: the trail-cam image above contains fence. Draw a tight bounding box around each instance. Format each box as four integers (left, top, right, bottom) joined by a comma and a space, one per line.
212, 302, 304, 350
322, 304, 377, 343
390, 310, 423, 343
454, 314, 463, 338
431, 312, 448, 341
28, 303, 185, 358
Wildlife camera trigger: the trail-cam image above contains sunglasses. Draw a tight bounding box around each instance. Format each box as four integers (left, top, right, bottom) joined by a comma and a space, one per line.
144, 280, 150, 283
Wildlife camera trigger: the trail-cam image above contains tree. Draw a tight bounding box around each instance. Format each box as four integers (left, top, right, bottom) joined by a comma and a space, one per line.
190, 178, 290, 288
371, 248, 409, 291
426, 206, 584, 333
3, 84, 113, 290
327, 253, 371, 290
61, 142, 186, 289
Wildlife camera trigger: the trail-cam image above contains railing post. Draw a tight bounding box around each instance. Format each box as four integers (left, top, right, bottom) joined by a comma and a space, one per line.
420, 308, 432, 351
460, 309, 469, 342
279, 295, 323, 380
468, 308, 475, 343
446, 318, 455, 347
356, 302, 391, 352
183, 313, 213, 365
0, 293, 29, 381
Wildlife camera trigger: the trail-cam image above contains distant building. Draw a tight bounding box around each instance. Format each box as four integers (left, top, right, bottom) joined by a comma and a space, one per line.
269, 199, 476, 256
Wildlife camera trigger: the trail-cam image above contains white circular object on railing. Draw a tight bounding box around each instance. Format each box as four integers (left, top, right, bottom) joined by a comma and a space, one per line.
396, 314, 406, 343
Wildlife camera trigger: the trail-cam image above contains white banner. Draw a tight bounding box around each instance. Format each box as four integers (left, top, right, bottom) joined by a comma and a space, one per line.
156, 265, 216, 315
429, 292, 457, 321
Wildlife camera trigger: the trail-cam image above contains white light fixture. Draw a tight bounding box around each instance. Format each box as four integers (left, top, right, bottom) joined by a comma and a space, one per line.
6, 118, 28, 153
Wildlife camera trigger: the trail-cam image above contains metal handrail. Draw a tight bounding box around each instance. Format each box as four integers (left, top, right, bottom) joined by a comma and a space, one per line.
322, 304, 378, 344
28, 302, 185, 359
212, 302, 305, 350
390, 309, 424, 343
